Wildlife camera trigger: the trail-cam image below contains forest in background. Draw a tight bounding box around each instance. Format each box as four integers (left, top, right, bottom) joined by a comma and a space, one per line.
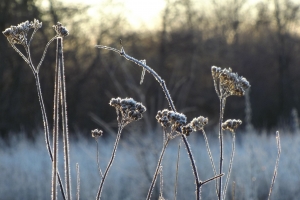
1, 0, 300, 137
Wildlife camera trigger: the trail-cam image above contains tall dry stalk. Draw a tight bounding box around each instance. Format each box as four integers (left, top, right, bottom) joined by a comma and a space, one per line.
2, 19, 69, 199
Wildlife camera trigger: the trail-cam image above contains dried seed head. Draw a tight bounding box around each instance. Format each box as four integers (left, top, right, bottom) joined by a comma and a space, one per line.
222, 119, 242, 132
156, 109, 186, 130
190, 116, 208, 131
156, 109, 171, 128
211, 66, 250, 98
182, 124, 193, 136
2, 19, 42, 46
91, 129, 103, 138
52, 22, 69, 37
110, 97, 146, 122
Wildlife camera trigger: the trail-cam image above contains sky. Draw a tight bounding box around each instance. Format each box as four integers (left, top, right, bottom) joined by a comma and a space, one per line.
64, 0, 167, 29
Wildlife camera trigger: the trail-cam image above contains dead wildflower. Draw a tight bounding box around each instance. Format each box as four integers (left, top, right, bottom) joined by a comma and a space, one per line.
182, 124, 193, 136
182, 116, 208, 136
222, 119, 242, 132
2, 19, 42, 46
156, 109, 172, 128
109, 97, 146, 123
212, 66, 250, 98
52, 22, 69, 37
191, 116, 208, 131
91, 129, 103, 138
156, 109, 186, 132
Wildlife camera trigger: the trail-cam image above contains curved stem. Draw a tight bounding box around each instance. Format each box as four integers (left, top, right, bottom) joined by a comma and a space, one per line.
146, 138, 170, 200
96, 123, 124, 200
37, 36, 57, 73
96, 45, 200, 199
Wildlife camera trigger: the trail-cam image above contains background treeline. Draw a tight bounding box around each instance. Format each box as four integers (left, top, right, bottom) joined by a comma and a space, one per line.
1, 0, 300, 137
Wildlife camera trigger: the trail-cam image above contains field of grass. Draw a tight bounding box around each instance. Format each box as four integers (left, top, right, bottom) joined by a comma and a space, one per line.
1, 130, 299, 200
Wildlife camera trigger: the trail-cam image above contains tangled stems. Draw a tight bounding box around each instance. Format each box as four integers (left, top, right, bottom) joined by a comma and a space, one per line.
2, 20, 69, 199
96, 45, 202, 199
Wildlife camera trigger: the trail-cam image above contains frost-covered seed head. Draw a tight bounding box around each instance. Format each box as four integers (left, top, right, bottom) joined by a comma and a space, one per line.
182, 124, 193, 136
110, 97, 146, 122
156, 109, 171, 128
211, 66, 250, 97
190, 116, 208, 131
91, 129, 103, 138
156, 109, 186, 130
2, 20, 40, 45
52, 22, 69, 37
222, 119, 242, 132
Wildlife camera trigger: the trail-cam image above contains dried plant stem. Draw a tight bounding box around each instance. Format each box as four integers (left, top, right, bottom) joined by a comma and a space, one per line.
96, 45, 200, 199
181, 133, 201, 200
218, 97, 226, 200
268, 131, 281, 200
76, 163, 80, 200
95, 139, 104, 177
57, 37, 72, 200
174, 141, 181, 200
33, 47, 66, 200
96, 123, 124, 200
51, 40, 61, 200
202, 130, 218, 195
222, 132, 236, 200
147, 137, 170, 200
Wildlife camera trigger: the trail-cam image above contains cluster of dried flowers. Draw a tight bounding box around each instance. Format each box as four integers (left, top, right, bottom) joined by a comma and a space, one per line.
109, 97, 146, 122
222, 119, 242, 132
156, 109, 187, 132
182, 116, 208, 136
212, 66, 250, 98
2, 19, 42, 45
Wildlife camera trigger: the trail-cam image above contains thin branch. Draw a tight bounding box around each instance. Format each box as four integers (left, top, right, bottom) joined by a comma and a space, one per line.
37, 36, 57, 73
200, 173, 224, 186
147, 137, 170, 200
268, 131, 281, 200
96, 123, 124, 200
76, 163, 80, 200
174, 140, 181, 200
96, 45, 201, 199
222, 132, 236, 200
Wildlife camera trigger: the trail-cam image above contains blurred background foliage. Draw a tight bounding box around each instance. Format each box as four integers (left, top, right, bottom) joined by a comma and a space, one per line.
1, 0, 300, 137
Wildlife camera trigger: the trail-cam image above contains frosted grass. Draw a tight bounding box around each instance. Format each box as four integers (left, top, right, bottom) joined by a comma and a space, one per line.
0, 130, 299, 199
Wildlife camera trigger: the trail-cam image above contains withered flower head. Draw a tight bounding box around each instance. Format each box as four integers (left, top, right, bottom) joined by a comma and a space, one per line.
91, 129, 103, 138
2, 19, 42, 45
110, 97, 146, 122
190, 116, 208, 131
211, 66, 250, 98
52, 22, 69, 37
156, 109, 186, 131
222, 119, 242, 132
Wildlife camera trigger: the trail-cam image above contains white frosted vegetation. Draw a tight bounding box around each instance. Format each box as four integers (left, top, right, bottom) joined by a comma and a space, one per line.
0, 131, 298, 199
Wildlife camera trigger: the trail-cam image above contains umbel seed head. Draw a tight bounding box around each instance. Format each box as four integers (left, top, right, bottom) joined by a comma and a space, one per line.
109, 97, 146, 122
2, 19, 42, 45
211, 66, 250, 98
222, 119, 242, 132
52, 22, 69, 37
156, 109, 187, 131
